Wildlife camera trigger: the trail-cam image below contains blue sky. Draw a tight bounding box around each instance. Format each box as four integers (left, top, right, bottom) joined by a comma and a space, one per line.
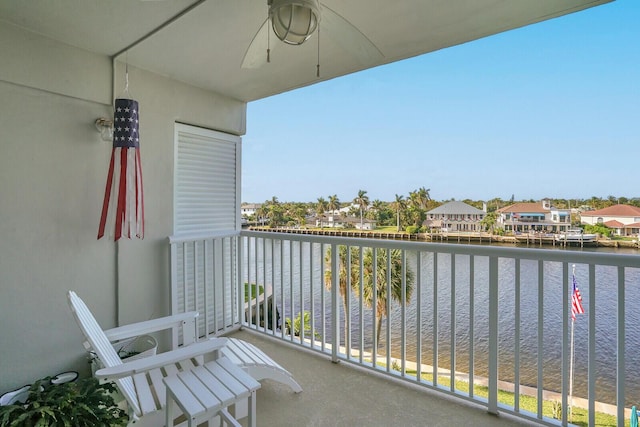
242, 1, 639, 204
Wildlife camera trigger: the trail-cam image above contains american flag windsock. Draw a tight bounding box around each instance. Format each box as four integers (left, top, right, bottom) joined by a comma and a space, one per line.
571, 274, 585, 321
97, 98, 144, 241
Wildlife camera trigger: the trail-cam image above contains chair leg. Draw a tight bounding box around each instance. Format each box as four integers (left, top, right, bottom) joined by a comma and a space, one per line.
219, 408, 241, 427
248, 390, 256, 427
166, 393, 174, 427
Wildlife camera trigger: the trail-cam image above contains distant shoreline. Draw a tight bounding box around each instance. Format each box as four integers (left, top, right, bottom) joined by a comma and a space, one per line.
248, 227, 640, 249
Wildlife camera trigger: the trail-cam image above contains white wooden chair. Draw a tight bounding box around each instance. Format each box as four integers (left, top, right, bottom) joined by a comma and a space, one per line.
67, 291, 256, 426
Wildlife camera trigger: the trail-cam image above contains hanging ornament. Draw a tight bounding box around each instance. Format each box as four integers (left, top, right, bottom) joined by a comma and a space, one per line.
97, 66, 144, 241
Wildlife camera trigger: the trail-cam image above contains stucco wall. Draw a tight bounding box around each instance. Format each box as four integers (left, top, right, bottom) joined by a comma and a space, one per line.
0, 23, 246, 392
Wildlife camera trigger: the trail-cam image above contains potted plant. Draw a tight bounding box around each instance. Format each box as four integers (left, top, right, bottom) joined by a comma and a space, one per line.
0, 376, 128, 426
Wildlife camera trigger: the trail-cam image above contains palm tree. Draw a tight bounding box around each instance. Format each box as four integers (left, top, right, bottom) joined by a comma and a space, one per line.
327, 194, 340, 216
488, 197, 505, 211
291, 203, 308, 228
324, 245, 361, 343
480, 211, 497, 233
353, 190, 370, 230
416, 187, 431, 210
408, 188, 430, 227
316, 197, 327, 228
256, 203, 268, 225
266, 201, 283, 227
369, 199, 385, 222
392, 194, 405, 232
360, 248, 414, 345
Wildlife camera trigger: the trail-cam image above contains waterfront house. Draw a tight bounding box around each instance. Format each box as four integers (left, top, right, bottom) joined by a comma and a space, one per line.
2, 2, 635, 426
580, 204, 640, 236
313, 215, 377, 230
497, 199, 571, 233
241, 203, 263, 219
424, 201, 486, 232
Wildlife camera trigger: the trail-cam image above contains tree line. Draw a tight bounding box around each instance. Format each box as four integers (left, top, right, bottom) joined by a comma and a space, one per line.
247, 192, 640, 230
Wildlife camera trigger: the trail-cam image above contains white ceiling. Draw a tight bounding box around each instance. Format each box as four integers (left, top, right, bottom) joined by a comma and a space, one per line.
0, 0, 612, 102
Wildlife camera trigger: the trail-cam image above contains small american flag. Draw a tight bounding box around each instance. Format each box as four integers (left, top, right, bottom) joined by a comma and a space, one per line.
98, 98, 144, 241
571, 274, 585, 321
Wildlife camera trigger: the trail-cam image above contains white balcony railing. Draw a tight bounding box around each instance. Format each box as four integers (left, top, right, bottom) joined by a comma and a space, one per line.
170, 230, 640, 427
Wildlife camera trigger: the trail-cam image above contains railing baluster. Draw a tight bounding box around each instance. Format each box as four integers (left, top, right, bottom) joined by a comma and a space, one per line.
401, 249, 407, 376
562, 262, 569, 427
346, 244, 352, 358
182, 241, 188, 315
359, 245, 364, 364
617, 265, 625, 427
537, 260, 544, 419
203, 238, 209, 337
247, 237, 253, 329
469, 255, 475, 398
588, 263, 596, 427
372, 247, 377, 369
331, 243, 339, 363
321, 243, 326, 351
194, 241, 199, 322
433, 252, 438, 386
386, 248, 391, 372
309, 242, 312, 348
488, 255, 498, 415
514, 258, 520, 410
170, 241, 178, 347
238, 235, 244, 328
271, 238, 276, 337
220, 237, 226, 332
450, 253, 456, 392
416, 251, 422, 382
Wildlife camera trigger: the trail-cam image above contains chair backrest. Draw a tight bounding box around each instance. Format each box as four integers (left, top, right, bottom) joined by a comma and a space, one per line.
67, 291, 142, 417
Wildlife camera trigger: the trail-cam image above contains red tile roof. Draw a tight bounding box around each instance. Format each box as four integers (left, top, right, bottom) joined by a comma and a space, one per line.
581, 204, 640, 217
604, 220, 624, 228
497, 202, 549, 213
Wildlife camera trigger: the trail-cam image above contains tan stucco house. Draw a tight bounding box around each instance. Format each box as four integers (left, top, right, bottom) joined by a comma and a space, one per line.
580, 204, 640, 236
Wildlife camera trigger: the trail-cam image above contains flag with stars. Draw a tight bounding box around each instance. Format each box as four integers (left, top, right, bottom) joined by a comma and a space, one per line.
98, 98, 144, 241
571, 273, 585, 321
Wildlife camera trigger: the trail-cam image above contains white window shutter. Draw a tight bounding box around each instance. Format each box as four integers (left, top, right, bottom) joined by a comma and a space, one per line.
174, 124, 241, 236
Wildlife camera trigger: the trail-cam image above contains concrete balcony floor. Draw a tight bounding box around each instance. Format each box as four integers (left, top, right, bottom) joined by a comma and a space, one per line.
230, 330, 536, 427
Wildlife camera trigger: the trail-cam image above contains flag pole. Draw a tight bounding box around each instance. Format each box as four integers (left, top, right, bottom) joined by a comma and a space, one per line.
568, 264, 576, 421
569, 312, 575, 420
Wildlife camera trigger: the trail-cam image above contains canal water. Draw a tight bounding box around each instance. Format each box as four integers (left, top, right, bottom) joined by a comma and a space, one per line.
245, 240, 640, 406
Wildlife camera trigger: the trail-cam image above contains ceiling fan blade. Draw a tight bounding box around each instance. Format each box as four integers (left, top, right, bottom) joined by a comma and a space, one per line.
241, 18, 272, 69
320, 4, 384, 66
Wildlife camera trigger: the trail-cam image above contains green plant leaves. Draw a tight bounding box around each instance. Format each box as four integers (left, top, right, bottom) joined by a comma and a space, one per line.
0, 376, 128, 426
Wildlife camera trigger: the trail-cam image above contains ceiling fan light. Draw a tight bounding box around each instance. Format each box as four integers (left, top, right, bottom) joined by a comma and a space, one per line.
269, 0, 320, 45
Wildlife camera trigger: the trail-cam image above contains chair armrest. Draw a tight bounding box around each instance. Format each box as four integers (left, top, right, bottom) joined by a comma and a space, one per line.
95, 338, 228, 381
103, 311, 199, 342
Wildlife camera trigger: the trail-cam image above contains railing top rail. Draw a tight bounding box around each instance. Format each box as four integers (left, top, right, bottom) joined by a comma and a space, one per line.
240, 230, 640, 268
168, 230, 240, 244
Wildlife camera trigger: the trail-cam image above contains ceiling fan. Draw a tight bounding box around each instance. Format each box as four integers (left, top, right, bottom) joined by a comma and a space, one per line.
241, 0, 384, 74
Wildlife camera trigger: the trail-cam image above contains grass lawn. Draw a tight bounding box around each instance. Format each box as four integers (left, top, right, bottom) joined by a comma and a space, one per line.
373, 361, 622, 426
243, 283, 264, 303
374, 225, 404, 233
